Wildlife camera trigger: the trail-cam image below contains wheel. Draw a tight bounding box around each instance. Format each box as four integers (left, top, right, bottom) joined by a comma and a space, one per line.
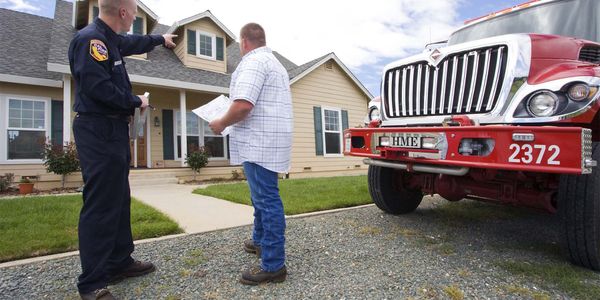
559, 142, 600, 270
368, 165, 423, 214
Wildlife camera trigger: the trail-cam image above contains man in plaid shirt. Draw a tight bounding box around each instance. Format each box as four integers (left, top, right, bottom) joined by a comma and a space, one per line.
209, 22, 292, 285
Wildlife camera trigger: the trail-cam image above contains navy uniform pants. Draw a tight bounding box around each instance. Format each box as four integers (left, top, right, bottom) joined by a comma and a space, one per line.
73, 114, 134, 293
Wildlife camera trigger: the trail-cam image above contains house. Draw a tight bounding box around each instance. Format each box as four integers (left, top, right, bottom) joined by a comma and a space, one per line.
0, 0, 372, 189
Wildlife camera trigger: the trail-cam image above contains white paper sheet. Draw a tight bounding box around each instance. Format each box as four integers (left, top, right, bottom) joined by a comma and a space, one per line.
192, 94, 233, 136
130, 92, 150, 139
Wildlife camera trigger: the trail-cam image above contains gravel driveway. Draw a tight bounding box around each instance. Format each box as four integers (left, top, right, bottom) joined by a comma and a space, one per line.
1, 196, 599, 299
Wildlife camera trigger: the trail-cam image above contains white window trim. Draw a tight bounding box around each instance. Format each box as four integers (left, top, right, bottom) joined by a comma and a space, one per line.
195, 30, 216, 60
321, 106, 344, 157
173, 109, 227, 161
1, 94, 51, 164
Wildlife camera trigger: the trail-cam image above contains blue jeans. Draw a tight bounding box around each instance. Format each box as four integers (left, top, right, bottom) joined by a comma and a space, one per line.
243, 162, 286, 272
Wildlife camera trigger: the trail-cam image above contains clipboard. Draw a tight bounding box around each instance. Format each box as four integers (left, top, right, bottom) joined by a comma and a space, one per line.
130, 92, 151, 139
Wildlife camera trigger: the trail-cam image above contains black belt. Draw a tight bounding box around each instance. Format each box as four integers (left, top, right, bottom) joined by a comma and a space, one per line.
77, 112, 131, 121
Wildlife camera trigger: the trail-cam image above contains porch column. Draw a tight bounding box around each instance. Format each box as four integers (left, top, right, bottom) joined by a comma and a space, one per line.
146, 109, 152, 168
62, 75, 71, 144
179, 90, 187, 167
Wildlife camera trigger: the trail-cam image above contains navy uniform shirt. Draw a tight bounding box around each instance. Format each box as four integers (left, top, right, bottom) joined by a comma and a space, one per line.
68, 18, 165, 116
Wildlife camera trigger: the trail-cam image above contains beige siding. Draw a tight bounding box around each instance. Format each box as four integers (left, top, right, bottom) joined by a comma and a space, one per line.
0, 82, 77, 187
0, 82, 63, 99
289, 60, 369, 178
173, 27, 187, 65
183, 19, 227, 73
89, 0, 97, 22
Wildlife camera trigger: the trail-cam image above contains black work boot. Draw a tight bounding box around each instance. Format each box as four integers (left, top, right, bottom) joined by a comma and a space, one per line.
243, 239, 261, 256
240, 265, 287, 285
79, 287, 115, 300
108, 260, 156, 284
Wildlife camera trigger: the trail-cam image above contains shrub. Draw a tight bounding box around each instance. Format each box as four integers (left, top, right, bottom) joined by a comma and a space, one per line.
0, 173, 14, 192
231, 169, 245, 180
185, 146, 209, 181
42, 141, 80, 189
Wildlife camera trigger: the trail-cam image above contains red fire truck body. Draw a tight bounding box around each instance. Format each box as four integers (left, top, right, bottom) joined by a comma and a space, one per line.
345, 0, 600, 270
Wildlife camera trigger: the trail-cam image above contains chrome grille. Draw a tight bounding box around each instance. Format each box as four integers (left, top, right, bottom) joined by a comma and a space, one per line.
383, 45, 508, 118
579, 46, 600, 64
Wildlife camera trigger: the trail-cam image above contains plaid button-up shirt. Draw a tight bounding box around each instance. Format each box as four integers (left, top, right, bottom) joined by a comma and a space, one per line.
229, 47, 293, 173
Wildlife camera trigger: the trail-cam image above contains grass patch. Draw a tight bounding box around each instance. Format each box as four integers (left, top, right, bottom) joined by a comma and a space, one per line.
502, 285, 550, 300
497, 260, 600, 299
0, 195, 182, 262
194, 175, 371, 215
183, 249, 205, 267
443, 285, 464, 300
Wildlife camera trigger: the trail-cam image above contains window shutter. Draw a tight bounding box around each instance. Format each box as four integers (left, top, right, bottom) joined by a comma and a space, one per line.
92, 6, 99, 19
216, 37, 224, 61
187, 30, 196, 55
162, 110, 174, 160
313, 106, 323, 156
341, 110, 349, 131
51, 100, 63, 147
133, 17, 143, 35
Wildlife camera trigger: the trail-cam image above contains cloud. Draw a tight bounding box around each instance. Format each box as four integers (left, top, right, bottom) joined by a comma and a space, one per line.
0, 0, 40, 12
143, 0, 462, 71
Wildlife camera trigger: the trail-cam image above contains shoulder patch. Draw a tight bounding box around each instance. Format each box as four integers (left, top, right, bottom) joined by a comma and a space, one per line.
89, 39, 108, 62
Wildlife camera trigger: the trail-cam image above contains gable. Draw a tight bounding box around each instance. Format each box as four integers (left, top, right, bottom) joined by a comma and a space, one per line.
73, 0, 157, 33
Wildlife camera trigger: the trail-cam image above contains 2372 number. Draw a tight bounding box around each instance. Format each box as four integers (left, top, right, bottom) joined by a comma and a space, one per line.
508, 144, 560, 165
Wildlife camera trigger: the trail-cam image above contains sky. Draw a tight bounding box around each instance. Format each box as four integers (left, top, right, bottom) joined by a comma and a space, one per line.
0, 0, 524, 97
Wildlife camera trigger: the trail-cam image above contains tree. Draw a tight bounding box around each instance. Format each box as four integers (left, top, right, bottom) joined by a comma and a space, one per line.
185, 146, 209, 182
42, 141, 80, 189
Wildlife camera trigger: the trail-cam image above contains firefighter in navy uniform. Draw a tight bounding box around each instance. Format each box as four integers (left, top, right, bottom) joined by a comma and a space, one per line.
68, 0, 176, 299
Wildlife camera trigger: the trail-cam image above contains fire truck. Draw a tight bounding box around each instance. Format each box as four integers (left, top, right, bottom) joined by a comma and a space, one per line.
344, 0, 600, 270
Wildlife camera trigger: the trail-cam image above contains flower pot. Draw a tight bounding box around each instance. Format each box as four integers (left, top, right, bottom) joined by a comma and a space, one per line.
19, 183, 34, 194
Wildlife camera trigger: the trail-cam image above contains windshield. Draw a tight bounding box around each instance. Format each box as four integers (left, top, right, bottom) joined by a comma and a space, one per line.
448, 0, 599, 45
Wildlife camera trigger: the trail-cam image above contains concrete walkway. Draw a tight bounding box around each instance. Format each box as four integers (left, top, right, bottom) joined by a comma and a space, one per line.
130, 183, 254, 234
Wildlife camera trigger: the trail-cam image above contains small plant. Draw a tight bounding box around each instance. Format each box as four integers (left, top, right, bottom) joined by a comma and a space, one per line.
185, 146, 208, 182
231, 169, 245, 180
18, 176, 36, 194
42, 141, 80, 189
0, 173, 14, 192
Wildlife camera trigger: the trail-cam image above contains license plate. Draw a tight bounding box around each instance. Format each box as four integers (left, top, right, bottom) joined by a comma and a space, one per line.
390, 133, 421, 148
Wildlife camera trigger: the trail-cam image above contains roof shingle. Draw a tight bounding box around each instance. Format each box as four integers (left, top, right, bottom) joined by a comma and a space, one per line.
0, 8, 61, 81
2, 0, 349, 91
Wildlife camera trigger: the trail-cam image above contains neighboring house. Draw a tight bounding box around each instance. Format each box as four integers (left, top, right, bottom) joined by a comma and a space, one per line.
0, 0, 371, 189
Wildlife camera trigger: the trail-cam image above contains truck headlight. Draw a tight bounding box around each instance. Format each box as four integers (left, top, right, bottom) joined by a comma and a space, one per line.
369, 107, 380, 121
567, 83, 590, 101
527, 91, 558, 117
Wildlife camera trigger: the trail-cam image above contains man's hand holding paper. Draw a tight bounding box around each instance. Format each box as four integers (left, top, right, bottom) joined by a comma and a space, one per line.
193, 95, 234, 136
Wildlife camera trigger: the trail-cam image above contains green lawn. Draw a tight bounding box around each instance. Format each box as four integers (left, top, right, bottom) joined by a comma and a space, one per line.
194, 175, 372, 215
0, 195, 182, 262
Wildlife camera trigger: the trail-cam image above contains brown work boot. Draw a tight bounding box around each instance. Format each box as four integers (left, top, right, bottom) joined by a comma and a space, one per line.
79, 287, 115, 300
243, 239, 261, 256
240, 265, 287, 285
108, 260, 156, 284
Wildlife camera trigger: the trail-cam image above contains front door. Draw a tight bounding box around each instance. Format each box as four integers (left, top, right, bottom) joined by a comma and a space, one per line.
129, 129, 147, 167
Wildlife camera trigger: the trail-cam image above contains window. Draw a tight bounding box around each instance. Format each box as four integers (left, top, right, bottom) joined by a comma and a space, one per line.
128, 17, 144, 35
174, 111, 226, 160
199, 34, 213, 57
187, 30, 224, 61
322, 107, 342, 156
5, 98, 49, 160
196, 31, 216, 59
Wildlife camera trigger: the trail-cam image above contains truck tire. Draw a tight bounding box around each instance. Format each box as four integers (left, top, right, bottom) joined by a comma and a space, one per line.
368, 165, 423, 214
559, 142, 600, 270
